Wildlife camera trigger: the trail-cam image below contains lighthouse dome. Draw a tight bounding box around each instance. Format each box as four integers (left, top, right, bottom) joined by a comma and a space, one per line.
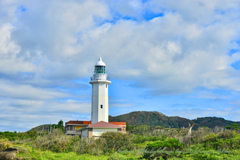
94, 57, 106, 74
95, 57, 106, 66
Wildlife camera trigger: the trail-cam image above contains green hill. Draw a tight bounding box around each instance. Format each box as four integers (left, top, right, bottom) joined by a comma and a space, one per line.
29, 124, 53, 132
194, 117, 239, 129
29, 111, 240, 131
109, 111, 240, 129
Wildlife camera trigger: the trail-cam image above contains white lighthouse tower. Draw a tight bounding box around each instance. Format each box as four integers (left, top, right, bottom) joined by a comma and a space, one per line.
90, 57, 111, 124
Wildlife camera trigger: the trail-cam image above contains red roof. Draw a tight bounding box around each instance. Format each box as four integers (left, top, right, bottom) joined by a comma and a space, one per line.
87, 121, 121, 128
109, 122, 126, 125
65, 121, 91, 125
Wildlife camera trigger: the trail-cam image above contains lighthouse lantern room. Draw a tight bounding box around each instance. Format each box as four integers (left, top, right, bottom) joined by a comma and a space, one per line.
90, 57, 111, 124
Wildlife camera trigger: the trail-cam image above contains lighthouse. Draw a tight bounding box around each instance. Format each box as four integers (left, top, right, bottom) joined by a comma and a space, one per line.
90, 57, 111, 124
65, 58, 126, 137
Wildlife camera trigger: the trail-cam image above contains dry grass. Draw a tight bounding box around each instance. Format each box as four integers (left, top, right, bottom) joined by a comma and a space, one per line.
0, 141, 13, 151
30, 129, 74, 152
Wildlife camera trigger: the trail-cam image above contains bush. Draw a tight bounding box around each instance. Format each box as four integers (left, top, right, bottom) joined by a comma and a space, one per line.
218, 130, 234, 139
202, 131, 240, 150
132, 135, 148, 144
131, 125, 151, 135
0, 130, 38, 141
31, 129, 74, 152
133, 134, 166, 144
143, 139, 184, 160
184, 150, 232, 160
73, 137, 105, 155
146, 139, 184, 151
148, 136, 164, 142
100, 131, 133, 153
0, 141, 13, 151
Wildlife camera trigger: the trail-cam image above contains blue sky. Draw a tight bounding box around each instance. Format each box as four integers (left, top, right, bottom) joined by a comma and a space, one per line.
1, 0, 240, 132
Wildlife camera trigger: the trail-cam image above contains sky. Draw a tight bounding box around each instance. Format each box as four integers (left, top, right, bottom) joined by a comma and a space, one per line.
1, 0, 240, 132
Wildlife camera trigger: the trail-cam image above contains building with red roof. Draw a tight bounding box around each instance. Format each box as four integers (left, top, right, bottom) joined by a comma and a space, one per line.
65, 120, 126, 135
80, 121, 123, 138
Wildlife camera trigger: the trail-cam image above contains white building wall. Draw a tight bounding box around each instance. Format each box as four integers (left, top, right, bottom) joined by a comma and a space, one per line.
65, 130, 80, 135
81, 129, 88, 138
91, 80, 110, 124
92, 128, 118, 137
91, 83, 99, 124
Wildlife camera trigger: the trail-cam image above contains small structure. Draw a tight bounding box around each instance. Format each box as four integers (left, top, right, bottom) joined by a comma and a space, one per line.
65, 121, 126, 135
65, 121, 91, 135
80, 121, 123, 138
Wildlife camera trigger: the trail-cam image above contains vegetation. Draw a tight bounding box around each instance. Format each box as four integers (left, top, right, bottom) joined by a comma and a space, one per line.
29, 120, 64, 133
143, 139, 184, 159
0, 130, 39, 141
2, 123, 240, 159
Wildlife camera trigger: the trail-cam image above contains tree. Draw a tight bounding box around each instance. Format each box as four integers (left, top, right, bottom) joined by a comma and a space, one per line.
225, 125, 231, 129
57, 120, 64, 133
132, 125, 150, 135
231, 123, 239, 130
100, 131, 132, 152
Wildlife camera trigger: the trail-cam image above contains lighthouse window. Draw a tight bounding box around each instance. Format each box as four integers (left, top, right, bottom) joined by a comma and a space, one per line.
106, 84, 107, 88
100, 105, 103, 109
95, 66, 106, 74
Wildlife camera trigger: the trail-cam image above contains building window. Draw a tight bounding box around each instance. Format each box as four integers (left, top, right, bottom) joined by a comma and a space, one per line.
101, 105, 103, 109
106, 84, 107, 88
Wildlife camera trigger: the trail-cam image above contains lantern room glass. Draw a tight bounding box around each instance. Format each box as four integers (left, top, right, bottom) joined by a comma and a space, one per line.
95, 66, 106, 74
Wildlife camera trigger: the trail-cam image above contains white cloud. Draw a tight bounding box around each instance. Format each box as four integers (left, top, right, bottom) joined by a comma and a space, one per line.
0, 98, 91, 131
1, 0, 238, 94
1, 0, 240, 131
0, 24, 20, 55
0, 24, 35, 73
0, 80, 68, 100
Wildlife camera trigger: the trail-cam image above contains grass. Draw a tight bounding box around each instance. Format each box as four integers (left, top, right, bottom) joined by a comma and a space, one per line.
17, 147, 110, 160
15, 143, 140, 160
9, 141, 240, 160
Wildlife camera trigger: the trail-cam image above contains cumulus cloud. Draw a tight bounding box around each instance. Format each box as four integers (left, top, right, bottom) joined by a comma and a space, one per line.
0, 98, 91, 131
0, 80, 69, 99
2, 0, 240, 94
1, 0, 240, 131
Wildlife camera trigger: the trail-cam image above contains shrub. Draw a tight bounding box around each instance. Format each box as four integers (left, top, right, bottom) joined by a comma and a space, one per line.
73, 137, 105, 155
190, 127, 213, 144
146, 139, 184, 151
0, 141, 13, 151
131, 125, 151, 135
31, 129, 73, 152
132, 134, 165, 144
100, 131, 133, 153
0, 130, 38, 141
132, 135, 147, 144
213, 126, 225, 133
202, 131, 240, 150
143, 139, 184, 160
148, 136, 163, 142
231, 123, 239, 130
217, 130, 234, 139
